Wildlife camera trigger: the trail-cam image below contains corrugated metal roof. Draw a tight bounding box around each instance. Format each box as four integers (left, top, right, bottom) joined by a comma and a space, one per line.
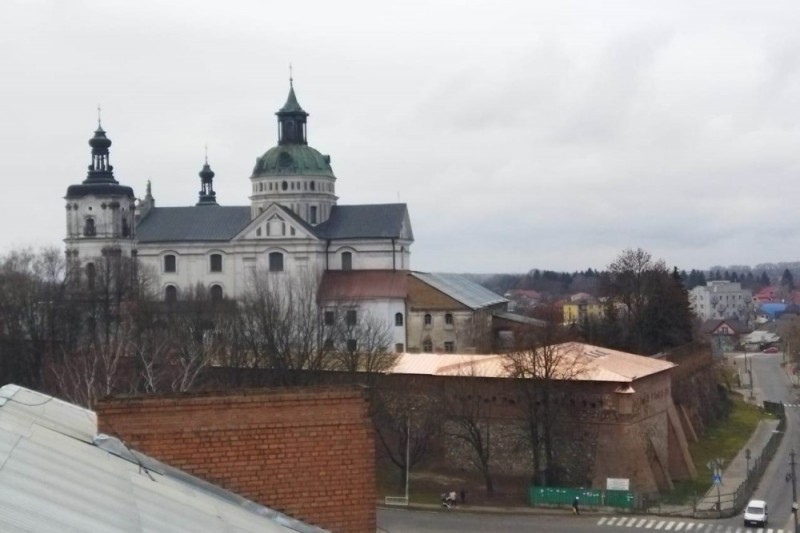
389, 342, 674, 383
318, 270, 408, 301
136, 206, 252, 242
0, 385, 327, 533
411, 272, 507, 310
315, 204, 412, 240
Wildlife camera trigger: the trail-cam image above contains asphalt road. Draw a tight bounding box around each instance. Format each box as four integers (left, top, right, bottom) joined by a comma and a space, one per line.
740, 351, 799, 532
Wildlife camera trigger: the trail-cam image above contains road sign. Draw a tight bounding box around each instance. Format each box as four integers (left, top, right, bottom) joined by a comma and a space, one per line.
713, 474, 722, 485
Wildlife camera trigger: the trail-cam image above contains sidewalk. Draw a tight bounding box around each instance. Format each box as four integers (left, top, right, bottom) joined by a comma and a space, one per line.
696, 352, 781, 513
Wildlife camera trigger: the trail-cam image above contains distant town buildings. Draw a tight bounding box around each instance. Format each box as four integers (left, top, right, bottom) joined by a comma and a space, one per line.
688, 281, 753, 322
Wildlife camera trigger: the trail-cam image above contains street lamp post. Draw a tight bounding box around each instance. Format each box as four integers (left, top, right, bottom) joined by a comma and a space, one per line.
791, 449, 798, 533
405, 409, 412, 503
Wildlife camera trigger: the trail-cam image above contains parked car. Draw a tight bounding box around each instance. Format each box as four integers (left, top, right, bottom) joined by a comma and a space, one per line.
744, 499, 768, 527
763, 346, 779, 354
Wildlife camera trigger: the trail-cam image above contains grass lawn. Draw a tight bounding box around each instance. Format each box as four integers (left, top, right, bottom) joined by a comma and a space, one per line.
666, 392, 776, 504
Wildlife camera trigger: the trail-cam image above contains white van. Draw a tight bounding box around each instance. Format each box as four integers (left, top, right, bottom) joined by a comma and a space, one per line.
743, 499, 768, 527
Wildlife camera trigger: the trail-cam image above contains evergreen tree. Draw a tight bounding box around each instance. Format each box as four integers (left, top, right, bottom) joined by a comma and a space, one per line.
760, 271, 770, 286
782, 269, 795, 290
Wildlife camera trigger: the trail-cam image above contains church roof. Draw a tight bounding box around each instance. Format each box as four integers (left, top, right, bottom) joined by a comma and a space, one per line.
315, 204, 412, 240
318, 270, 409, 301
278, 84, 307, 115
252, 144, 333, 177
136, 206, 251, 242
411, 272, 507, 310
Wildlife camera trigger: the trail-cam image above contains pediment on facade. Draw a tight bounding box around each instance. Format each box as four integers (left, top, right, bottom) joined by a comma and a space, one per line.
233, 204, 319, 241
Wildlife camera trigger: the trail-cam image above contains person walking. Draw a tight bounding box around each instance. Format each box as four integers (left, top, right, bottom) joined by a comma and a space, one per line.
572, 496, 580, 515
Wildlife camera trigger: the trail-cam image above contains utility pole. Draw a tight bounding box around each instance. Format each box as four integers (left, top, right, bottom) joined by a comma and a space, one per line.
791, 449, 798, 533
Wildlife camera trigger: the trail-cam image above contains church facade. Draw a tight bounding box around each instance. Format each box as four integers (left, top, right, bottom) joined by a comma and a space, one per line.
64, 82, 514, 354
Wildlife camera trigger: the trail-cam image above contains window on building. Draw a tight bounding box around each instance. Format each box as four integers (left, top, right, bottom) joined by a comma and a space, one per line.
310, 205, 317, 224
84, 218, 96, 237
164, 254, 176, 273
423, 339, 433, 352
323, 338, 334, 350
342, 251, 352, 271
444, 341, 455, 353
210, 284, 223, 302
395, 343, 404, 353
86, 262, 96, 291
310, 181, 315, 191
347, 339, 357, 352
346, 309, 357, 326
395, 312, 404, 326
122, 218, 129, 237
256, 227, 262, 237
445, 313, 454, 325
269, 252, 284, 272
210, 253, 222, 272
324, 311, 335, 326
165, 285, 177, 303
424, 313, 432, 326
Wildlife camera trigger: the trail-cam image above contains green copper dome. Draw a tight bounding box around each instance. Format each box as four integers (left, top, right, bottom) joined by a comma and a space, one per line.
252, 144, 334, 177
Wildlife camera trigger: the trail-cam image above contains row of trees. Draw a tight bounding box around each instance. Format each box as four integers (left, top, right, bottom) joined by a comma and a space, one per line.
0, 247, 396, 407
482, 261, 788, 300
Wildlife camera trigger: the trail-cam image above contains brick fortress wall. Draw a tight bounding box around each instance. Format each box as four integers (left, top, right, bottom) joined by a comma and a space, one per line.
96, 386, 375, 533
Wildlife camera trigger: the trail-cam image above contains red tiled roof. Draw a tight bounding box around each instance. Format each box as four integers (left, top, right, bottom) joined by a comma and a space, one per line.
318, 270, 408, 301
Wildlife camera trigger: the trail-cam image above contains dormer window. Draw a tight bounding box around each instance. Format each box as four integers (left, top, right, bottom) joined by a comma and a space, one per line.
342, 251, 352, 271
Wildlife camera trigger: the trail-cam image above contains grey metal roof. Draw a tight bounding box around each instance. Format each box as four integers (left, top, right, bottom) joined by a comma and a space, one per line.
412, 272, 508, 310
315, 204, 413, 240
0, 385, 327, 533
136, 206, 251, 242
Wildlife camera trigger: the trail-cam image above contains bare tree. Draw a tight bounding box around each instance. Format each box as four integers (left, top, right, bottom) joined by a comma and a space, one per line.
505, 322, 588, 486
323, 302, 396, 374
372, 389, 442, 492
236, 269, 330, 384
442, 366, 496, 495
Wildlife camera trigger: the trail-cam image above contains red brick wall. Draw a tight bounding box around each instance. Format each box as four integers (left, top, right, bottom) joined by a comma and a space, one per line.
96, 387, 375, 533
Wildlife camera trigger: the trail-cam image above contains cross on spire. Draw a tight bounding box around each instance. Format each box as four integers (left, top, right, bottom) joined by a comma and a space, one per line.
204, 143, 208, 164
97, 104, 102, 128
289, 63, 293, 87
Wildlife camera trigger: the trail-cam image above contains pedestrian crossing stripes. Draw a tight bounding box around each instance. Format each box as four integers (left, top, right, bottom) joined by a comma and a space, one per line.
784, 404, 800, 408
596, 516, 784, 532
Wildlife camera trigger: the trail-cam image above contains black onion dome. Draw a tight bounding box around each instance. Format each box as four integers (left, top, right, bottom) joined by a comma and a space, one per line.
89, 127, 112, 150
199, 162, 215, 180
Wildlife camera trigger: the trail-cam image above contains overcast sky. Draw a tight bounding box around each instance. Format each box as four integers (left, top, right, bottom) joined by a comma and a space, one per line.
4, 1, 800, 273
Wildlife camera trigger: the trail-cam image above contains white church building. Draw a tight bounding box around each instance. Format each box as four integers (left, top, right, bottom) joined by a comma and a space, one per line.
64, 82, 514, 354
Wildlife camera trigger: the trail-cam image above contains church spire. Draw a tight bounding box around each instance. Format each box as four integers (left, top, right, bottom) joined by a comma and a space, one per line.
84, 116, 118, 184
276, 76, 308, 145
196, 147, 217, 206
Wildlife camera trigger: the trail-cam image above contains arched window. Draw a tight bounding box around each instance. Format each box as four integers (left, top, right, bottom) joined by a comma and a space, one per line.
84, 218, 96, 237
164, 254, 176, 273
209, 253, 222, 272
424, 313, 432, 326
210, 284, 223, 302
165, 285, 177, 303
423, 339, 433, 352
341, 251, 352, 271
86, 262, 96, 291
269, 252, 284, 272
395, 312, 404, 326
